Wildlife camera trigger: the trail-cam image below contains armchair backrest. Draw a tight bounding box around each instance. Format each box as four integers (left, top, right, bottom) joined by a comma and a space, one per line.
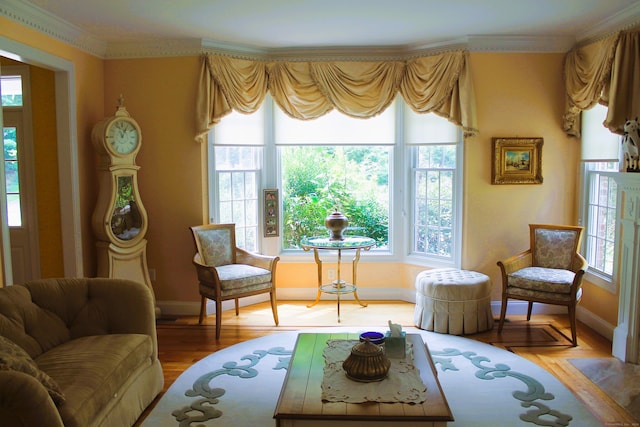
190, 223, 237, 267
529, 224, 583, 270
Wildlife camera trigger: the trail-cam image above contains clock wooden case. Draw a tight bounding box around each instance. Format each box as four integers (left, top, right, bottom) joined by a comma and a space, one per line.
91, 97, 158, 314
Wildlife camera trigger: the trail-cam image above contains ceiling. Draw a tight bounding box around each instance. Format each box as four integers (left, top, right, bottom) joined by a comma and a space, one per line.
14, 0, 640, 56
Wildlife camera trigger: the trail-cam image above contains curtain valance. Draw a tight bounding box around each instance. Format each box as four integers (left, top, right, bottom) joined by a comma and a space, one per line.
196, 51, 478, 142
563, 29, 640, 136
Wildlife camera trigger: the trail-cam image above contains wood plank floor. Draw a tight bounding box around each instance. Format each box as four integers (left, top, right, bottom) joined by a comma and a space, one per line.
135, 300, 636, 426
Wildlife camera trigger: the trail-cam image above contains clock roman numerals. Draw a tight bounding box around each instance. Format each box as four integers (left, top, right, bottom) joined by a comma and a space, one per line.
107, 119, 139, 155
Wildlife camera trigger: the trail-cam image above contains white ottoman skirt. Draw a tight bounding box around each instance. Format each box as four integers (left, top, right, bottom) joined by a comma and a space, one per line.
414, 268, 494, 335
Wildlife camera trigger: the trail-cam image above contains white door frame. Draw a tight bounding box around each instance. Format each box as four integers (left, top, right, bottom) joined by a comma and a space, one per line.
0, 36, 83, 281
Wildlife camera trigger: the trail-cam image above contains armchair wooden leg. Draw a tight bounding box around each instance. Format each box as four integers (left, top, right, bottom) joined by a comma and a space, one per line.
270, 290, 279, 326
198, 296, 207, 324
526, 301, 533, 321
498, 296, 508, 333
215, 300, 222, 340
234, 298, 240, 316
568, 304, 578, 347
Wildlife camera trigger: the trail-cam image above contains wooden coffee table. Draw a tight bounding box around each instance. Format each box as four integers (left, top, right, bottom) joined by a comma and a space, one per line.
274, 333, 453, 426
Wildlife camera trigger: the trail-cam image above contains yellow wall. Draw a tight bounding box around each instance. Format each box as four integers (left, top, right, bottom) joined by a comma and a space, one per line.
103, 57, 204, 300
467, 52, 579, 300
0, 16, 620, 325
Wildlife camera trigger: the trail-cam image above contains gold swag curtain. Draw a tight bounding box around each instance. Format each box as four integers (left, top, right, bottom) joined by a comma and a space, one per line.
196, 51, 478, 142
563, 29, 640, 136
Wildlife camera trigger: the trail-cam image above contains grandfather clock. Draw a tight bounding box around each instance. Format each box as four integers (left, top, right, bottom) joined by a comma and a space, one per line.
91, 96, 159, 315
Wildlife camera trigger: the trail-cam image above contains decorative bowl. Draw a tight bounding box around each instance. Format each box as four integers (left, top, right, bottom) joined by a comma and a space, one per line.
342, 339, 391, 382
359, 331, 385, 345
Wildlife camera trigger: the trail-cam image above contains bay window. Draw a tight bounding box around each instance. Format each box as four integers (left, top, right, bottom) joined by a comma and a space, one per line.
210, 96, 462, 266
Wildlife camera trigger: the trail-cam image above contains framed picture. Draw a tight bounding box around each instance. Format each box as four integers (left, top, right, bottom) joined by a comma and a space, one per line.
263, 189, 279, 237
492, 137, 543, 185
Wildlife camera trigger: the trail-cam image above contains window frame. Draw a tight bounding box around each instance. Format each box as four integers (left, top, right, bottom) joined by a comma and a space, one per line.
578, 161, 618, 293
208, 96, 463, 268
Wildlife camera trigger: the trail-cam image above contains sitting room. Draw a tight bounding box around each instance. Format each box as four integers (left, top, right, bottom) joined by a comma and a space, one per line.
1, 1, 640, 426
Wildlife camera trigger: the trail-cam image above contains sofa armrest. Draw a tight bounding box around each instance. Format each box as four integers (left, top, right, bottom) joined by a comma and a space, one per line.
0, 370, 64, 427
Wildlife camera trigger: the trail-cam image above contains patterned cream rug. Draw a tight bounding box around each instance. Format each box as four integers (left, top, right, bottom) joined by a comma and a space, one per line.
142, 327, 602, 427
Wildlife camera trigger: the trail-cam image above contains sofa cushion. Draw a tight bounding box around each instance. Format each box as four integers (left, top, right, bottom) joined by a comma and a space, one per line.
0, 335, 65, 406
35, 334, 152, 427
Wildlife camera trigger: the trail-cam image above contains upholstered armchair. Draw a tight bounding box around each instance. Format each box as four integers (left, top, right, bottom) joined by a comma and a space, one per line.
497, 224, 588, 346
190, 223, 279, 339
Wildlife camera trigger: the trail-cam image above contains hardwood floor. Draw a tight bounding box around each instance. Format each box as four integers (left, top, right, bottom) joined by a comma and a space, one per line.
136, 300, 636, 425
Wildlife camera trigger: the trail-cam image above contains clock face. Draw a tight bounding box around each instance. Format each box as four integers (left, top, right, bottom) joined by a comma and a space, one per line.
107, 119, 139, 155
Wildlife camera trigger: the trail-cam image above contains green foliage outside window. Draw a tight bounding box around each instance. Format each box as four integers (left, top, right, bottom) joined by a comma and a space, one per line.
3, 128, 19, 193
281, 146, 389, 249
1, 94, 22, 107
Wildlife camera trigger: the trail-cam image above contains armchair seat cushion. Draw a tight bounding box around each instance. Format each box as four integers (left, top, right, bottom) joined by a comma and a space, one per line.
508, 266, 575, 294
506, 286, 582, 303
215, 264, 272, 290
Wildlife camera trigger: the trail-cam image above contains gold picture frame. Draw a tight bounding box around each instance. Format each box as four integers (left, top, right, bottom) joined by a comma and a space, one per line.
492, 137, 543, 185
263, 189, 279, 237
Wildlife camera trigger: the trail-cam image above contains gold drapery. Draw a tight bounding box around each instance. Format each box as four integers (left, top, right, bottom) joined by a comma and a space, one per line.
196, 51, 478, 142
607, 31, 640, 129
563, 29, 640, 136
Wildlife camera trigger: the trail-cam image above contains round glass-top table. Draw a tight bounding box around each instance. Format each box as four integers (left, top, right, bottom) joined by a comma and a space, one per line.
300, 236, 375, 322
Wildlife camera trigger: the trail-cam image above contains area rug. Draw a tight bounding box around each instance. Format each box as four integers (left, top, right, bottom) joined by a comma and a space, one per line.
142, 327, 602, 427
569, 358, 640, 421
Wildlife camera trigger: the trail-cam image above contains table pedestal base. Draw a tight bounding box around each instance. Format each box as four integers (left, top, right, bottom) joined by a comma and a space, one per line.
302, 236, 374, 322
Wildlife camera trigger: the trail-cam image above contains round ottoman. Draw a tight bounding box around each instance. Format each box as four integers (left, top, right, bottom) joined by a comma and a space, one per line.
414, 268, 494, 335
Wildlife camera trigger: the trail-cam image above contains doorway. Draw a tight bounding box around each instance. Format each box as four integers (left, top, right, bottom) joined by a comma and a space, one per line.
0, 36, 83, 284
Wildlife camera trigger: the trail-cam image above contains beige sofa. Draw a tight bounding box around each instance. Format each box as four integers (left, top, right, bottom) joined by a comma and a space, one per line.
0, 277, 164, 427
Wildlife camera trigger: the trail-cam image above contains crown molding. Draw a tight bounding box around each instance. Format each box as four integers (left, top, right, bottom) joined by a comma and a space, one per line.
466, 35, 575, 53
577, 2, 640, 44
0, 0, 106, 57
199, 40, 469, 62
1, 0, 639, 60
104, 39, 203, 59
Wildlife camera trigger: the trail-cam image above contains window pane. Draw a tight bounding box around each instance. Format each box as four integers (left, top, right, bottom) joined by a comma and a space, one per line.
281, 145, 390, 249
275, 105, 395, 145
213, 107, 264, 146
1, 75, 23, 107
218, 172, 231, 201
406, 109, 458, 144
215, 146, 260, 170
215, 146, 260, 252
5, 160, 19, 193
4, 126, 21, 226
584, 162, 618, 276
413, 145, 456, 258
219, 201, 233, 223
6, 194, 21, 227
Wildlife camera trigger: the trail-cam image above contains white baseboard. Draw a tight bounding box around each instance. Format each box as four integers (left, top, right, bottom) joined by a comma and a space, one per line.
157, 288, 617, 342
577, 305, 615, 341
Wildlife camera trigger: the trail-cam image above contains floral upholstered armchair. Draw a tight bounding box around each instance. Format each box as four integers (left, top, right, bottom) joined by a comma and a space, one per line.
497, 224, 588, 346
190, 223, 279, 339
